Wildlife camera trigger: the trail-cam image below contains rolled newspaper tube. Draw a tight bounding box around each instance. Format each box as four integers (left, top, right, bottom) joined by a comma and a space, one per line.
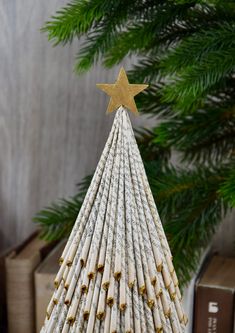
124, 294, 131, 333
86, 274, 102, 332
160, 290, 171, 318
102, 261, 110, 290
169, 281, 176, 301
83, 277, 96, 320
114, 254, 122, 280
81, 268, 89, 294
66, 289, 80, 325
59, 112, 120, 263
145, 275, 155, 309
65, 269, 83, 305
66, 242, 79, 266
123, 127, 136, 290
153, 305, 162, 332
107, 275, 115, 307
110, 290, 118, 333
130, 210, 145, 294
166, 254, 174, 274
170, 303, 184, 333
65, 260, 81, 289
71, 293, 86, 333
86, 308, 97, 332
104, 305, 111, 333
132, 284, 142, 333
55, 304, 69, 333
61, 321, 70, 333
154, 275, 162, 298
143, 297, 155, 332
96, 286, 106, 320
62, 266, 69, 284
97, 220, 108, 273
162, 265, 171, 289
119, 276, 127, 311
174, 296, 184, 323
175, 285, 182, 300
80, 228, 94, 267
53, 281, 64, 304
46, 296, 55, 319
54, 258, 67, 288
172, 270, 179, 287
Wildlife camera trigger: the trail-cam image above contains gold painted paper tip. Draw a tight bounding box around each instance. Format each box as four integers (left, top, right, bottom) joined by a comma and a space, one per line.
119, 303, 127, 311
114, 271, 121, 281
96, 311, 105, 320
147, 299, 155, 309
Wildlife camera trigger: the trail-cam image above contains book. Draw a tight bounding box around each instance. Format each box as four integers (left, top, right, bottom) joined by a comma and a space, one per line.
5, 232, 55, 333
0, 247, 11, 333
34, 240, 66, 332
194, 255, 235, 333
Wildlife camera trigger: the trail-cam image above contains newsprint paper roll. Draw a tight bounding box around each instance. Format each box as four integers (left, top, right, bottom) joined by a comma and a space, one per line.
41, 107, 187, 333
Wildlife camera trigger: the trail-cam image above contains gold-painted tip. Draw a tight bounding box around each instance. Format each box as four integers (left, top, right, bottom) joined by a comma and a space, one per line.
53, 298, 58, 305
64, 299, 70, 305
83, 311, 89, 320
66, 260, 72, 267
54, 280, 59, 288
46, 312, 50, 320
183, 314, 188, 325
114, 271, 121, 281
59, 257, 64, 265
164, 309, 171, 319
96, 311, 105, 320
128, 281, 135, 289
170, 292, 176, 301
156, 327, 163, 333
102, 281, 110, 290
97, 264, 104, 273
147, 299, 155, 309
120, 303, 127, 311
88, 271, 95, 279
139, 285, 146, 295
156, 288, 163, 298
81, 284, 88, 294
151, 277, 157, 286
64, 283, 69, 290
67, 316, 75, 325
107, 297, 114, 307
157, 263, 163, 272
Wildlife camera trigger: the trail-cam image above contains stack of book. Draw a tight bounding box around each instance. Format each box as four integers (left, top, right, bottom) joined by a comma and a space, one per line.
194, 255, 235, 333
1, 232, 58, 333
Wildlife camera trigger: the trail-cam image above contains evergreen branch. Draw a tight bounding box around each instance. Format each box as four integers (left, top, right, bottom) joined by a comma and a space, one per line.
42, 0, 125, 45
155, 107, 235, 162
218, 166, 235, 207
161, 22, 235, 73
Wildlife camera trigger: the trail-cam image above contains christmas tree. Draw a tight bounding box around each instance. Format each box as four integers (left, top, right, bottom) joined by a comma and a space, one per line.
36, 1, 235, 286
41, 68, 187, 333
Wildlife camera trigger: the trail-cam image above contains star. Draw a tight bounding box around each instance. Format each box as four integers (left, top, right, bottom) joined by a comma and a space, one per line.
96, 67, 148, 115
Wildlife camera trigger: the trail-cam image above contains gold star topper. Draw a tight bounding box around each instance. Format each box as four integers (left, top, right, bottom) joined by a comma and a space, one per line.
96, 67, 148, 115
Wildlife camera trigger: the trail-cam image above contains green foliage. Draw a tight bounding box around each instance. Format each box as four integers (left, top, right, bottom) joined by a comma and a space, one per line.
36, 0, 235, 286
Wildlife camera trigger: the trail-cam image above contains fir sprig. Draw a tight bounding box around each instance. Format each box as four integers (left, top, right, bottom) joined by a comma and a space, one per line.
37, 0, 235, 286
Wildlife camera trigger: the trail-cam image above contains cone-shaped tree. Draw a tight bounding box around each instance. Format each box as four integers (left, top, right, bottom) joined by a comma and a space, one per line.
41, 104, 187, 332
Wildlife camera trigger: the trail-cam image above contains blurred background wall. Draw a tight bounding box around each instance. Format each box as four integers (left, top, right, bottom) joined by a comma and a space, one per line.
0, 0, 152, 251
0, 0, 234, 253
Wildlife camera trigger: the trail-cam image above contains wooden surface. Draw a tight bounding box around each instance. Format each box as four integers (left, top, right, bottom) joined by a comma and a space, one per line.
0, 1, 234, 255
0, 0, 152, 251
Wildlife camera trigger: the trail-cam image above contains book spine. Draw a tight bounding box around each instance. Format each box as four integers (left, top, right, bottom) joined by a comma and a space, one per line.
194, 286, 234, 333
6, 254, 41, 333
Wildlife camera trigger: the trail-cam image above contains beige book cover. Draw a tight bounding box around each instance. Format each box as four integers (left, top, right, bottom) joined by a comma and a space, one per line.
5, 231, 54, 333
35, 241, 66, 332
